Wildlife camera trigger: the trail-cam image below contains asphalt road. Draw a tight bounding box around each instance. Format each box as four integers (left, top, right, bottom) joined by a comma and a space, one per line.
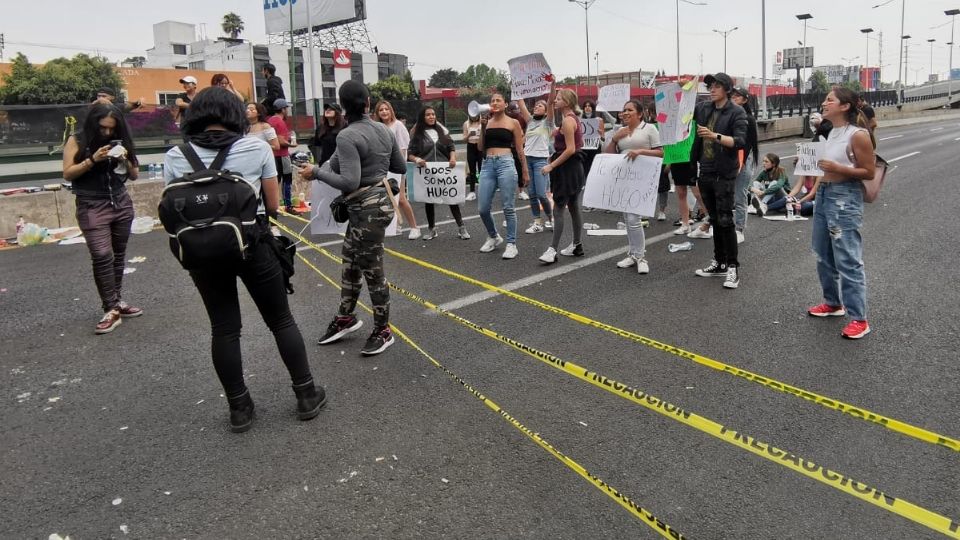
2, 117, 959, 539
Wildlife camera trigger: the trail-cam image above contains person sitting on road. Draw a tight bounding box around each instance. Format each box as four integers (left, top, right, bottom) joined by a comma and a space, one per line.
766, 174, 818, 217
749, 153, 790, 215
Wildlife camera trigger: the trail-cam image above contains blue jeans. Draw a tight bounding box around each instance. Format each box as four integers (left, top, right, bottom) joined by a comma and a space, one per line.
812, 182, 867, 320
478, 155, 518, 244
734, 162, 755, 230
526, 156, 552, 220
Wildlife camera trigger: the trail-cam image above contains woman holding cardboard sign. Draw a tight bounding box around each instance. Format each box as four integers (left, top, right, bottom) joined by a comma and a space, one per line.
807, 88, 876, 340
517, 84, 556, 234
407, 106, 469, 241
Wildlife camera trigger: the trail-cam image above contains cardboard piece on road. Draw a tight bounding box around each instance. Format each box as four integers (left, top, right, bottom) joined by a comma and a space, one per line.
582, 118, 602, 150
794, 142, 826, 176
310, 181, 348, 236
407, 162, 466, 205
582, 153, 663, 217
508, 53, 552, 99
597, 84, 630, 113
655, 82, 698, 145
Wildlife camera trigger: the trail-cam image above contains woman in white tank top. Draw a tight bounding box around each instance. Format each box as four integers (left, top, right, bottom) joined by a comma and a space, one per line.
807, 88, 877, 340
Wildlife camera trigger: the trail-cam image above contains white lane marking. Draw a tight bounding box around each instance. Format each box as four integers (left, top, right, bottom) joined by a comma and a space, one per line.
930, 127, 944, 132
955, 137, 960, 141
781, 154, 797, 159
888, 151, 920, 163
435, 229, 682, 312
879, 135, 903, 141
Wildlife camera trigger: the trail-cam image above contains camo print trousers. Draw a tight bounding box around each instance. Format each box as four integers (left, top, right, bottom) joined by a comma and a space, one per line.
339, 187, 395, 328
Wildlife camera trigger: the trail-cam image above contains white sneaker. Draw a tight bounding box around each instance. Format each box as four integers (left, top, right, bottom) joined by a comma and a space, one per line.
559, 243, 584, 257
673, 224, 691, 235
539, 247, 557, 264
465, 192, 477, 201
480, 235, 503, 253
423, 227, 439, 240
636, 258, 650, 274
544, 220, 553, 229
502, 243, 518, 259
758, 201, 768, 215
457, 226, 471, 240
746, 205, 758, 215
736, 230, 745, 244
408, 228, 422, 240
502, 220, 507, 227
656, 211, 667, 221
525, 222, 544, 234
519, 191, 530, 200
616, 255, 637, 268
688, 226, 712, 239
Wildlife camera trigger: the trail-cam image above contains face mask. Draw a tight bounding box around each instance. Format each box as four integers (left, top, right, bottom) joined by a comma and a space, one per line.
533, 114, 545, 121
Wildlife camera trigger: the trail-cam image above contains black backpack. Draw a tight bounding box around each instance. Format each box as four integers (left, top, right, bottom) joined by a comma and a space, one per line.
158, 143, 260, 270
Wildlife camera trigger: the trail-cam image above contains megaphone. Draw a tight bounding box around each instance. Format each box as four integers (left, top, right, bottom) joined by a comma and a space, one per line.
468, 100, 491, 117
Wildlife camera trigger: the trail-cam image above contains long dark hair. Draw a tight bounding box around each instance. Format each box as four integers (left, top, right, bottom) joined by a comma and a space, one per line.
410, 106, 452, 146
830, 87, 861, 125
247, 102, 269, 123
181, 87, 248, 136
339, 80, 370, 123
581, 100, 598, 118
75, 103, 137, 165
764, 153, 784, 179
739, 99, 760, 167
317, 107, 346, 137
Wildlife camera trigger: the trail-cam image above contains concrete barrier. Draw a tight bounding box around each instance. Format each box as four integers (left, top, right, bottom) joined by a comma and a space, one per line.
757, 116, 804, 142
0, 179, 166, 238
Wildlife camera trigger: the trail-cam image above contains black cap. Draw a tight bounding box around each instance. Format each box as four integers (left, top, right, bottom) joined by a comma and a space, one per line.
96, 87, 117, 97
703, 72, 734, 92
323, 102, 342, 112
731, 85, 750, 97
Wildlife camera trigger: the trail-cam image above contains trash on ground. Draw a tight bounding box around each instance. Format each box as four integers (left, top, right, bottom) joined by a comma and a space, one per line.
128, 256, 147, 264
131, 216, 156, 234
668, 242, 694, 252
123, 268, 137, 275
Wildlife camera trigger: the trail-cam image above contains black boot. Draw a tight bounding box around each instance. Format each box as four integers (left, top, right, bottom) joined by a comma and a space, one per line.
227, 390, 255, 433
292, 379, 327, 421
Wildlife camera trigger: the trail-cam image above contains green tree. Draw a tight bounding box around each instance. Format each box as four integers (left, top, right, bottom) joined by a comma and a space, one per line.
123, 56, 146, 68
559, 76, 579, 85
808, 70, 830, 94
222, 12, 245, 39
0, 53, 124, 105
368, 73, 417, 102
841, 79, 863, 93
459, 63, 511, 98
428, 68, 462, 88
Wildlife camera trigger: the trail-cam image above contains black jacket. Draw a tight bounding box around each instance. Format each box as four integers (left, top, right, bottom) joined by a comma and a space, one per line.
691, 99, 748, 179
261, 75, 285, 112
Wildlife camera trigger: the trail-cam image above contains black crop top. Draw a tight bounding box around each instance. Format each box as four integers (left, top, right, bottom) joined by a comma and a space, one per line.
484, 127, 513, 149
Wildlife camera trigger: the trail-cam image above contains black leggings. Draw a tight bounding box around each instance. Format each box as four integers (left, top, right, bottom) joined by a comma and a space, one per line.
425, 204, 464, 228
190, 238, 312, 398
550, 193, 583, 250
466, 143, 482, 192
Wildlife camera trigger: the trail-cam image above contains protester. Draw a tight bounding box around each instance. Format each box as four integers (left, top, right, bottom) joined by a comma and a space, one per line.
462, 113, 483, 201
62, 103, 141, 334
407, 106, 469, 240
858, 95, 878, 140
538, 89, 585, 264
477, 93, 528, 259
669, 134, 703, 235
93, 87, 143, 113
174, 75, 198, 125
516, 85, 556, 234
807, 88, 876, 339
766, 174, 817, 216
267, 99, 296, 214
602, 99, 663, 273
373, 100, 420, 239
211, 73, 244, 100
260, 63, 285, 114
309, 103, 345, 166
748, 153, 790, 214
162, 87, 325, 432
580, 100, 604, 176
730, 86, 759, 244
298, 80, 406, 354
506, 103, 529, 196
691, 72, 748, 289
245, 103, 280, 152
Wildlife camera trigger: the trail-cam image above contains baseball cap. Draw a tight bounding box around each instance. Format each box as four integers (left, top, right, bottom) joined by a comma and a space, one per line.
274, 98, 291, 110
323, 102, 342, 112
731, 85, 750, 97
179, 76, 198, 85
703, 73, 733, 92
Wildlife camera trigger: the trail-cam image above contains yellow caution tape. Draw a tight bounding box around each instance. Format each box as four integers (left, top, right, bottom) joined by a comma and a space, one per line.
276, 219, 960, 538
286, 228, 687, 539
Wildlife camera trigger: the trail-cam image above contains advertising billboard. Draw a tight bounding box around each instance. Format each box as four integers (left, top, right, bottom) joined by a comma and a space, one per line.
263, 0, 366, 35
782, 47, 814, 70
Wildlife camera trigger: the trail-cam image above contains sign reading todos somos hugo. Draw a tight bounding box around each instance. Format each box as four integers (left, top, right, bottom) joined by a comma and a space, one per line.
407, 162, 466, 204
507, 53, 553, 99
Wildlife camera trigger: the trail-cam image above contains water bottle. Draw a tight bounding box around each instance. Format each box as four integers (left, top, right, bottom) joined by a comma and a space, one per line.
668, 241, 694, 252
149, 163, 158, 179
786, 200, 795, 221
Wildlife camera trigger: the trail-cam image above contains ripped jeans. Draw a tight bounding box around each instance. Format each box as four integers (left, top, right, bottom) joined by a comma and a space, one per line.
812, 181, 866, 320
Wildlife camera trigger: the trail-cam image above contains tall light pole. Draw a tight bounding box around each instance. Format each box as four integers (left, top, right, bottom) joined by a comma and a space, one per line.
713, 26, 738, 72
898, 1, 906, 105
902, 34, 912, 93
861, 28, 874, 90
928, 38, 936, 83
594, 51, 600, 88
948, 9, 960, 103
676, 0, 708, 79
569, 0, 597, 89
796, 14, 813, 93
761, 0, 768, 118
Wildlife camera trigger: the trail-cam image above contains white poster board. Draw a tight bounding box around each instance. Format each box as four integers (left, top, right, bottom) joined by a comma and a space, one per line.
581, 118, 601, 150
794, 142, 826, 176
654, 81, 698, 145
507, 53, 552, 99
597, 84, 630, 113
582, 153, 663, 217
310, 181, 348, 236
263, 0, 359, 34
407, 162, 466, 204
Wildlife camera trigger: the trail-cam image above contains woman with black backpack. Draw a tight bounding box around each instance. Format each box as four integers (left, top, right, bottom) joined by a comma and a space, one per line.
162, 87, 326, 433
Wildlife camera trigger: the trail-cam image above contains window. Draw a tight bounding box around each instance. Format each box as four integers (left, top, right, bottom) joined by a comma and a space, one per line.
321, 63, 335, 79
172, 44, 187, 55
188, 60, 205, 71
322, 87, 336, 100
157, 92, 181, 107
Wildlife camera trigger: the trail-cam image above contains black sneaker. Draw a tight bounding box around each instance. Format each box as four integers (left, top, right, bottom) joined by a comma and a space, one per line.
695, 260, 727, 277
318, 315, 363, 345
723, 266, 741, 289
361, 326, 395, 356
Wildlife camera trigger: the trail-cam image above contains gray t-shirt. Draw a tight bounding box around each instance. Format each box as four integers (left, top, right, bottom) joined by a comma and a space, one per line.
314, 117, 407, 193
524, 116, 554, 158
163, 136, 277, 214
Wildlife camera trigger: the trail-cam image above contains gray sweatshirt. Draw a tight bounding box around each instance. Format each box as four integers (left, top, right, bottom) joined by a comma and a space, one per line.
313, 117, 406, 192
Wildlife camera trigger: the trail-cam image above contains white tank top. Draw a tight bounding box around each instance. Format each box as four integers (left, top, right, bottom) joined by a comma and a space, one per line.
822, 124, 866, 168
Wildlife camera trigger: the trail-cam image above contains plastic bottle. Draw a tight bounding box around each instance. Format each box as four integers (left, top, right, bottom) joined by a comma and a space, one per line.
583, 223, 600, 230
668, 241, 694, 252
16, 216, 25, 234
148, 163, 157, 180
786, 200, 795, 220
289, 131, 297, 147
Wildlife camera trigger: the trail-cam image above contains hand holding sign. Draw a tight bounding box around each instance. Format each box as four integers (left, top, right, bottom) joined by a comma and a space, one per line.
508, 53, 553, 99
794, 142, 826, 176
408, 162, 467, 204
582, 153, 663, 217
597, 84, 630, 113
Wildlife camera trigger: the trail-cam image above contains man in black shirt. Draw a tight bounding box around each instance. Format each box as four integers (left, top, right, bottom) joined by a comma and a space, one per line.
261, 63, 285, 115
92, 87, 143, 113
690, 72, 748, 289
174, 76, 198, 125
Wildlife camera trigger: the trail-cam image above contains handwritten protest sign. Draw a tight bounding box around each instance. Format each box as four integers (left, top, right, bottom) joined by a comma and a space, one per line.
597, 83, 630, 113
582, 118, 601, 150
407, 162, 466, 204
662, 121, 697, 165
508, 53, 552, 99
655, 82, 698, 145
310, 181, 348, 235
582, 153, 663, 217
794, 142, 826, 176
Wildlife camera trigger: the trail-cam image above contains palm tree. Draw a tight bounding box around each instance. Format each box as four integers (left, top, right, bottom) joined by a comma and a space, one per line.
222, 12, 244, 40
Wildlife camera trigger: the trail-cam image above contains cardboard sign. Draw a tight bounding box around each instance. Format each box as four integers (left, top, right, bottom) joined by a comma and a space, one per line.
662, 121, 697, 165
508, 53, 552, 99
655, 82, 698, 145
310, 181, 348, 236
597, 83, 630, 113
794, 142, 826, 176
407, 162, 466, 204
582, 153, 663, 217
582, 118, 601, 150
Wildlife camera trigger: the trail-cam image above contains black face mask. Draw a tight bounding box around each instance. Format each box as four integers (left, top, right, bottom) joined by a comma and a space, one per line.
533, 114, 546, 121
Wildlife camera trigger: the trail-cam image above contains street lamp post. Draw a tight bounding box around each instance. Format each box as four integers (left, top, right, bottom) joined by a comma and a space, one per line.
796, 14, 813, 93
713, 26, 739, 72
928, 38, 936, 84
898, 1, 906, 105
594, 51, 600, 88
676, 0, 708, 79
761, 0, 768, 118
861, 28, 874, 90
948, 9, 960, 103
569, 0, 597, 92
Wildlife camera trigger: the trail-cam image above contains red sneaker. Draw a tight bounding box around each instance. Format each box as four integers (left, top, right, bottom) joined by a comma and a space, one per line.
842, 320, 871, 339
807, 304, 846, 317
118, 302, 143, 318
95, 310, 122, 334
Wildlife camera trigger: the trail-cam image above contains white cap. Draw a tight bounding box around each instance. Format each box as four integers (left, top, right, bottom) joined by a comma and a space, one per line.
179, 76, 198, 85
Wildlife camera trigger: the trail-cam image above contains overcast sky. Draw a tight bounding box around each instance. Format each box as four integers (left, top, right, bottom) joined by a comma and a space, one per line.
3, 0, 959, 85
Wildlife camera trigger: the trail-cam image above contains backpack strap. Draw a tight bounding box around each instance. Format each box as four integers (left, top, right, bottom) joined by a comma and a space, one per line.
178, 141, 236, 173
210, 142, 235, 170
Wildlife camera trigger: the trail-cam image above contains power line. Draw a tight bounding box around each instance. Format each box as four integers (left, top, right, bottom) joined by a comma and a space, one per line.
2, 39, 143, 56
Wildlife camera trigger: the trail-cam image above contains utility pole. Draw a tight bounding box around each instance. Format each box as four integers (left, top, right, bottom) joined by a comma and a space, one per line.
569, 0, 596, 92
861, 28, 874, 90
897, 0, 906, 106
0, 33, 5, 60
761, 0, 768, 118
947, 9, 960, 104
879, 31, 884, 87
289, 1, 297, 117
713, 27, 739, 72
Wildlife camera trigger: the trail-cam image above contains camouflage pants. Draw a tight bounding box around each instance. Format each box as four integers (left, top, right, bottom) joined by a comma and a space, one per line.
339, 187, 395, 328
